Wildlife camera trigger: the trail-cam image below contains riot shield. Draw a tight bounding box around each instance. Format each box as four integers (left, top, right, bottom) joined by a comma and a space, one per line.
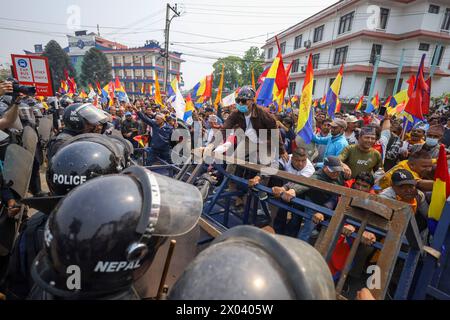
2, 144, 34, 198
11, 113, 23, 131
22, 125, 38, 157
37, 116, 53, 143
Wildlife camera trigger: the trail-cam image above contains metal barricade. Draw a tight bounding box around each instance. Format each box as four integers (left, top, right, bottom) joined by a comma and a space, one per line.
196, 157, 424, 300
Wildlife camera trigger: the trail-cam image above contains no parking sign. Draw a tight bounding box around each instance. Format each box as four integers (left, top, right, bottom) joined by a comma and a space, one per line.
11, 54, 54, 96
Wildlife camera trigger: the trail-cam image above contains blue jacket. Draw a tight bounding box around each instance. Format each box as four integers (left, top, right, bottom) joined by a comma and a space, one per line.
137, 112, 173, 150
312, 133, 348, 159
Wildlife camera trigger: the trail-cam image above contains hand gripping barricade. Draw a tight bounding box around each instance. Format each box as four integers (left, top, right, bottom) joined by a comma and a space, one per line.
179, 155, 425, 300
30, 166, 203, 300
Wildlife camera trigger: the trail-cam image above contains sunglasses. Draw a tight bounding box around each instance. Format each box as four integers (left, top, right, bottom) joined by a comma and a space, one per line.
235, 98, 248, 104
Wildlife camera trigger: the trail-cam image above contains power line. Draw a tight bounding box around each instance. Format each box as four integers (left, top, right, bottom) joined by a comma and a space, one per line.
0, 11, 164, 30
171, 32, 270, 45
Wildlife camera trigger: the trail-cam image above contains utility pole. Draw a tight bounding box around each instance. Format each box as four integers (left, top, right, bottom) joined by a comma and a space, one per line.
97, 24, 100, 36
429, 43, 443, 78
392, 49, 405, 96
367, 54, 380, 111
163, 3, 181, 93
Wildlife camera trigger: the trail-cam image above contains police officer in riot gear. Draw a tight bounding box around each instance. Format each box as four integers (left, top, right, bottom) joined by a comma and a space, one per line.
59, 95, 73, 109
28, 166, 202, 300
46, 97, 61, 132
168, 225, 336, 300
46, 103, 110, 161
47, 133, 133, 195
2, 133, 133, 299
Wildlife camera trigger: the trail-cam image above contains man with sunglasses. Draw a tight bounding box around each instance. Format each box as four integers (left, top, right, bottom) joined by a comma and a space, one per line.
220, 86, 288, 164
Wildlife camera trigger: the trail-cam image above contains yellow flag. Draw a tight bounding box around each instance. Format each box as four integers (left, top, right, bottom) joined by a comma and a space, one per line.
154, 70, 163, 106
214, 64, 224, 108
251, 68, 256, 90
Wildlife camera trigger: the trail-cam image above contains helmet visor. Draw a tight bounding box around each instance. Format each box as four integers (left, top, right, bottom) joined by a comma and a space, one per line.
77, 104, 111, 125
125, 167, 203, 237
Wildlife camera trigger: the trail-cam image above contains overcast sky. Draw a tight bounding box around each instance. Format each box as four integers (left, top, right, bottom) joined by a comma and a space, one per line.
1, 0, 336, 89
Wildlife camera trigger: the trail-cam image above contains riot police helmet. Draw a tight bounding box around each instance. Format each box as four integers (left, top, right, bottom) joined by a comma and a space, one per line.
168, 225, 335, 300
60, 96, 73, 108
31, 166, 203, 299
18, 101, 36, 125
46, 133, 129, 195
62, 103, 110, 134
46, 97, 59, 109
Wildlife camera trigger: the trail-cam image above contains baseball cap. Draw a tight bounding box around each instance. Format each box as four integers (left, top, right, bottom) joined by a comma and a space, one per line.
125, 111, 132, 117
345, 115, 358, 123
359, 126, 377, 136
330, 118, 347, 130
391, 169, 417, 186
323, 156, 343, 172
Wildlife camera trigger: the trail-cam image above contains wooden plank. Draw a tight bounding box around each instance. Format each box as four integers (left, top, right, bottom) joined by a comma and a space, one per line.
350, 197, 393, 220
198, 217, 222, 238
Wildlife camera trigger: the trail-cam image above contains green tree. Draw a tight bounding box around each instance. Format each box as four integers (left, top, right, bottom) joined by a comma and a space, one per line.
240, 46, 265, 87
80, 48, 112, 87
212, 56, 241, 94
42, 40, 76, 90
0, 67, 11, 82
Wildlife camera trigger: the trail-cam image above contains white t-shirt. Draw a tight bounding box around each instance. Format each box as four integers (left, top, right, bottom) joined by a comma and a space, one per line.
345, 131, 358, 145
279, 155, 315, 177
245, 114, 259, 143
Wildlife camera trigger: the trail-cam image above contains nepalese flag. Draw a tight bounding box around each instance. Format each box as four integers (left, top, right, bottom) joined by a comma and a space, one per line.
427, 144, 450, 235
365, 92, 379, 113
326, 64, 344, 118
257, 37, 288, 106
296, 54, 314, 144
355, 95, 364, 111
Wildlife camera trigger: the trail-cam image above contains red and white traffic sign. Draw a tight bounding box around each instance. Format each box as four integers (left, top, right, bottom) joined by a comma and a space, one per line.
11, 54, 54, 96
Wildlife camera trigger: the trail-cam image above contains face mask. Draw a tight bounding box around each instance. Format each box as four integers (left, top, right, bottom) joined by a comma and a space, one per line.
425, 137, 439, 147
236, 104, 248, 113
